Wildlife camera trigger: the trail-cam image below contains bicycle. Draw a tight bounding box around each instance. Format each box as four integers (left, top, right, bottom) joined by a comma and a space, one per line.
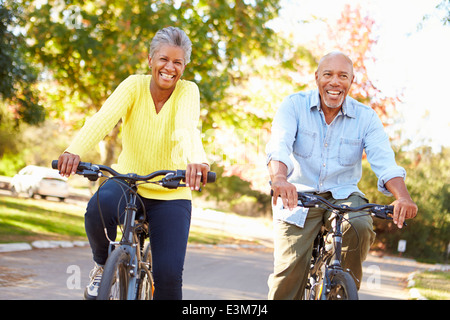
300, 192, 408, 300
51, 160, 215, 300
272, 190, 404, 300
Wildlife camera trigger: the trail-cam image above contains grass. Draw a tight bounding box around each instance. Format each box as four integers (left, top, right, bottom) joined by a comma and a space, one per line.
189, 225, 260, 246
0, 195, 86, 243
411, 270, 450, 300
0, 195, 258, 246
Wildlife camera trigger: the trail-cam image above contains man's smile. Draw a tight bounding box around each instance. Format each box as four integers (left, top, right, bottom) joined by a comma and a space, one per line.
326, 89, 343, 96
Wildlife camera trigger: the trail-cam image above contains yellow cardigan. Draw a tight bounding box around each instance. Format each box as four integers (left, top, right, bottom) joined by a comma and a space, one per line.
66, 75, 208, 200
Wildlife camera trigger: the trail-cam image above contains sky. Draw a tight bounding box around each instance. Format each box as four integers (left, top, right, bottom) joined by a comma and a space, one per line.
270, 0, 450, 152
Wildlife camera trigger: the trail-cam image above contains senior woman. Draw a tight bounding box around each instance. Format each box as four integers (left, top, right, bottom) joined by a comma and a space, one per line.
57, 27, 210, 300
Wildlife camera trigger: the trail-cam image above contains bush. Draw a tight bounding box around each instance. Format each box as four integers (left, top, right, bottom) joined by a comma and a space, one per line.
198, 164, 272, 217
360, 146, 450, 263
0, 153, 26, 176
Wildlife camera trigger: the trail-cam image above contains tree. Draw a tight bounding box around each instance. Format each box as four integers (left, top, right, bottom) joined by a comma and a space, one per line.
421, 0, 450, 27
202, 36, 317, 191
0, 0, 44, 126
21, 0, 280, 165
437, 0, 450, 25
359, 146, 450, 263
317, 4, 401, 123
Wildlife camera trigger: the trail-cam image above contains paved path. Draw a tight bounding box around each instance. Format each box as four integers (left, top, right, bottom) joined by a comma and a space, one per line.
0, 244, 435, 300
0, 193, 439, 300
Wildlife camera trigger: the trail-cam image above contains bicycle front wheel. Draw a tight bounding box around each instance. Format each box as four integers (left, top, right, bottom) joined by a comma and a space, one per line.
97, 247, 130, 300
136, 243, 154, 300
326, 270, 358, 300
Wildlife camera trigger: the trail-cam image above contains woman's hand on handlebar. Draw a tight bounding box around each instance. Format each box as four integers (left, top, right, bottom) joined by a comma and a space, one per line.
185, 163, 210, 191
57, 152, 81, 177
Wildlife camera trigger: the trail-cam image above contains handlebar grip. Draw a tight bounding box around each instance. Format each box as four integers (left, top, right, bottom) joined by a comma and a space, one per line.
206, 171, 216, 183
179, 170, 216, 183
51, 160, 93, 171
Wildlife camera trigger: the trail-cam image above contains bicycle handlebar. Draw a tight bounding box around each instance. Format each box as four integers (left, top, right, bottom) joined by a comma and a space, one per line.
270, 190, 398, 223
51, 160, 216, 187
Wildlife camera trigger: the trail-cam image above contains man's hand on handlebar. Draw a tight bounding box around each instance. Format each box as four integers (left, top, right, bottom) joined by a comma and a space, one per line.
390, 197, 418, 229
185, 163, 210, 191
57, 152, 80, 178
271, 178, 298, 211
385, 177, 418, 229
268, 160, 297, 210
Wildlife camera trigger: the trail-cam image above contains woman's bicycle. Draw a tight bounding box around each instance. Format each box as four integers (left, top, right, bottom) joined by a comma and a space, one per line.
293, 192, 404, 300
52, 160, 215, 300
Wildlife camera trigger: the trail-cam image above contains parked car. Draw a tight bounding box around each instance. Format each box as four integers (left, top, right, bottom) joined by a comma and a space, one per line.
10, 165, 69, 201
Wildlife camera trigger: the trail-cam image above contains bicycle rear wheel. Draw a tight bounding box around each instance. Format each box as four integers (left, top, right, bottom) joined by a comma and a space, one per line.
97, 247, 130, 300
326, 270, 358, 300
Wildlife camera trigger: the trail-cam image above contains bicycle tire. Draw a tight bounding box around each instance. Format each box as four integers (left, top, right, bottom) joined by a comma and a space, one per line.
97, 247, 130, 300
327, 270, 359, 300
136, 243, 154, 300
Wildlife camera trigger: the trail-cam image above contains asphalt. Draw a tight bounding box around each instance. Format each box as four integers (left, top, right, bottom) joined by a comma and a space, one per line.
0, 191, 448, 300
0, 241, 444, 300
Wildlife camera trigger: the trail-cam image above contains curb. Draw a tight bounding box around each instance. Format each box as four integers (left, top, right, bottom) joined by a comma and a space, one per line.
407, 272, 428, 300
188, 243, 269, 250
0, 240, 268, 254
0, 240, 90, 253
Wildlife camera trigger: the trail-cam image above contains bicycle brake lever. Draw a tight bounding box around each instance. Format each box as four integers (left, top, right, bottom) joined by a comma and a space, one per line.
78, 166, 101, 181
160, 172, 183, 189
371, 208, 407, 226
300, 195, 321, 208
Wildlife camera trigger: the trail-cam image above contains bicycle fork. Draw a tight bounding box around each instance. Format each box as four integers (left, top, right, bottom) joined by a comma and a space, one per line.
329, 210, 343, 268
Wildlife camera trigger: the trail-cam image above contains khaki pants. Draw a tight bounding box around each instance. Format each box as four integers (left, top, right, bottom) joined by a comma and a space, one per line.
268, 192, 376, 300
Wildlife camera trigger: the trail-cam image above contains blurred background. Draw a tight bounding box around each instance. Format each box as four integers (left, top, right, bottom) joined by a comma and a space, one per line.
1, 0, 449, 263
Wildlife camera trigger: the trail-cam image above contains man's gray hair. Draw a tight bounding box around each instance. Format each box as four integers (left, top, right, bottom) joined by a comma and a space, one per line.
149, 27, 192, 65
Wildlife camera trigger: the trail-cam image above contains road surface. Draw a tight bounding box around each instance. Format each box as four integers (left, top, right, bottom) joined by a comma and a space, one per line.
0, 244, 434, 300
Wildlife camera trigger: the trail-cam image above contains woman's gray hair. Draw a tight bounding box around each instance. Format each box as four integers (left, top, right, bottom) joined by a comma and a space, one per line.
149, 27, 192, 65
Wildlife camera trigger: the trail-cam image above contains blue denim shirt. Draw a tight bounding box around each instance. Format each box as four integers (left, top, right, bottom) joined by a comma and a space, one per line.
266, 89, 405, 199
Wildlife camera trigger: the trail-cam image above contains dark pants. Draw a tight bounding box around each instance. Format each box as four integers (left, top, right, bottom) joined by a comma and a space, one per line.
84, 180, 191, 300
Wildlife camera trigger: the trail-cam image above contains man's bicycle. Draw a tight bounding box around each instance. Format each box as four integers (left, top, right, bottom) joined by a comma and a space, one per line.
52, 160, 215, 300
293, 192, 403, 300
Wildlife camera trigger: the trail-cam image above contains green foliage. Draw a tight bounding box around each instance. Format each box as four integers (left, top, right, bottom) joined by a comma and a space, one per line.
0, 0, 44, 125
0, 152, 25, 176
436, 0, 450, 25
199, 164, 272, 217
360, 146, 450, 263
22, 0, 280, 126
16, 0, 280, 166
0, 103, 27, 174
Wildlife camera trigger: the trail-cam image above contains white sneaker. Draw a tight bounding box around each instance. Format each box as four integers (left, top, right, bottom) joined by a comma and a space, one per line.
84, 263, 103, 300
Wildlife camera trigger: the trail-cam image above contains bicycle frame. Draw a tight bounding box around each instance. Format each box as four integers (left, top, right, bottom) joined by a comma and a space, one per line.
107, 181, 149, 300
307, 210, 348, 300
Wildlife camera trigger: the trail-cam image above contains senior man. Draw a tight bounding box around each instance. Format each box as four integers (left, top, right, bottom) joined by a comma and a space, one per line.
266, 51, 418, 299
